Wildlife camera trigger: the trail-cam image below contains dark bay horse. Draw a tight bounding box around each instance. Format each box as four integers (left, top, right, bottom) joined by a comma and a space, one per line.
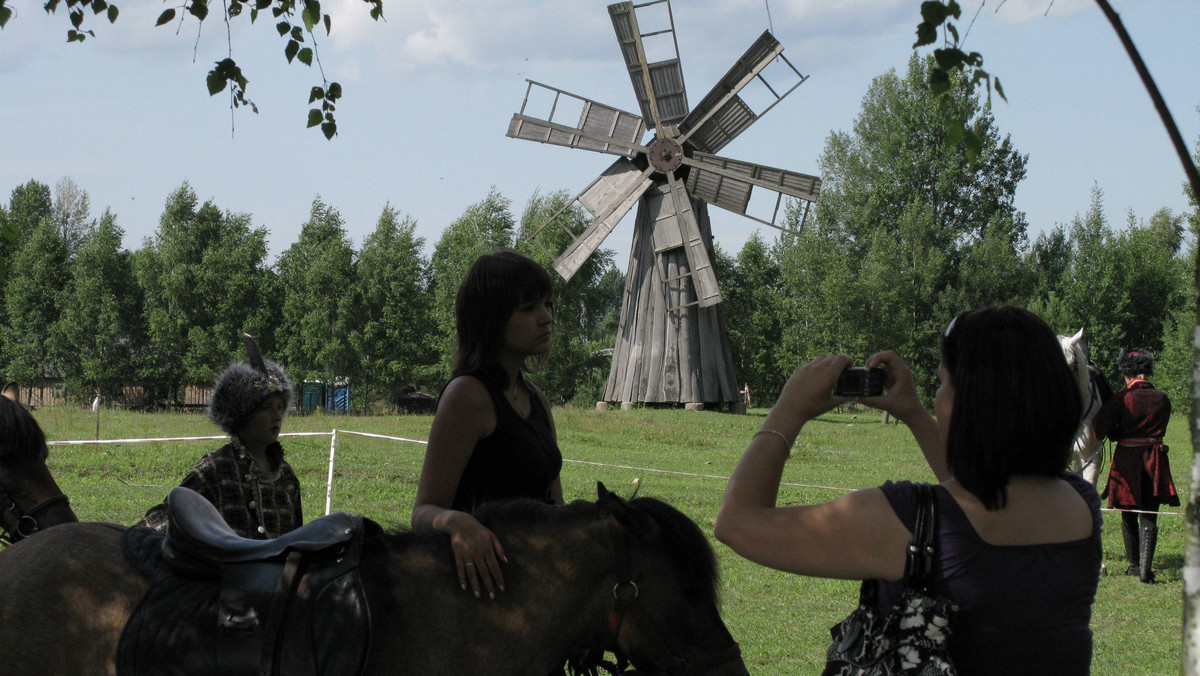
0, 393, 78, 543
0, 484, 749, 676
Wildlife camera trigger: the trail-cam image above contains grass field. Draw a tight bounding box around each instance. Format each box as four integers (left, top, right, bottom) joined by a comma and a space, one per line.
18, 403, 1191, 674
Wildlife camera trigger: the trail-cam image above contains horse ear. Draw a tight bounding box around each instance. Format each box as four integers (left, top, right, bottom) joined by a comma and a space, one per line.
1, 382, 18, 403
596, 481, 660, 540
1071, 327, 1085, 344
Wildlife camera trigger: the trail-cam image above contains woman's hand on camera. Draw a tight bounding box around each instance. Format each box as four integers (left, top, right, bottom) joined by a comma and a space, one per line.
860, 351, 923, 422
768, 354, 852, 434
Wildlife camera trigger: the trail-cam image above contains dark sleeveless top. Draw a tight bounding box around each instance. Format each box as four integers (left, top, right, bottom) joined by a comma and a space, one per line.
448, 366, 562, 512
876, 473, 1101, 675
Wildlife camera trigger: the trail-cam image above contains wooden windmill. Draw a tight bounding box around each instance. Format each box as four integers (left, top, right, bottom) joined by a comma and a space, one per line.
508, 0, 821, 409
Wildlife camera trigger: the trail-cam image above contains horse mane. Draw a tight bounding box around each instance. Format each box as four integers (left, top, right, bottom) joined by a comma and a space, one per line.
0, 396, 49, 468
624, 496, 720, 606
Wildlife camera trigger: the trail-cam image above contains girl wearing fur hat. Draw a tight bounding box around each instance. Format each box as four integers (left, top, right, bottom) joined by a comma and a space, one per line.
139, 341, 302, 540
413, 248, 563, 602
1093, 348, 1177, 583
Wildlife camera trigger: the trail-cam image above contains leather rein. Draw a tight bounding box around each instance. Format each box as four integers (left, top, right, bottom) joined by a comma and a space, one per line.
598, 517, 742, 676
0, 480, 71, 543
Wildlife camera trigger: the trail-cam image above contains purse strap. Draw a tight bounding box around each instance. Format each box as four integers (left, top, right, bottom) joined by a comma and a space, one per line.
903, 482, 938, 586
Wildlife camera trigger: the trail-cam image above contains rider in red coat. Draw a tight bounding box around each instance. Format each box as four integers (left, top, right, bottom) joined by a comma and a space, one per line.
1093, 348, 1177, 583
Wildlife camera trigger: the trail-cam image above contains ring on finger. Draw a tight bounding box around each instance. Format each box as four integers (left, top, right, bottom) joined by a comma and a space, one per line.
465, 561, 475, 567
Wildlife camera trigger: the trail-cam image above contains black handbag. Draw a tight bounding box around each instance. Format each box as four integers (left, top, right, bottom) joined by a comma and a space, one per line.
823, 482, 958, 675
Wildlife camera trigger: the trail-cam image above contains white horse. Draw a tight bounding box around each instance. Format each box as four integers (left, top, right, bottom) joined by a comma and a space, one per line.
1058, 328, 1108, 486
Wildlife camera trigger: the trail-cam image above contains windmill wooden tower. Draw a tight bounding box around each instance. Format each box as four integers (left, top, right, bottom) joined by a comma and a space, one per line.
508, 0, 820, 409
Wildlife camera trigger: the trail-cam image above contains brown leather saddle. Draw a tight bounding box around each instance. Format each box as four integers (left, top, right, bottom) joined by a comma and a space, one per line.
119, 487, 373, 676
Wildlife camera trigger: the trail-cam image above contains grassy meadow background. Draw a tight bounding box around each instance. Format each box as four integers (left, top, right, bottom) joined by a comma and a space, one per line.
18, 403, 1190, 674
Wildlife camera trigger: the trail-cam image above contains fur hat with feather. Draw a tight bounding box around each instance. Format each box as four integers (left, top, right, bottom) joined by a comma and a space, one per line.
208, 334, 294, 435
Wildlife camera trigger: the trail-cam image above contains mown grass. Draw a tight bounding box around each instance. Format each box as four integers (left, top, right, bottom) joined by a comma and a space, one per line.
19, 403, 1191, 674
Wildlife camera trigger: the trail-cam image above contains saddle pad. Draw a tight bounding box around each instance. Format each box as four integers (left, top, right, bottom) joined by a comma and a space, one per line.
116, 524, 373, 676
117, 526, 224, 675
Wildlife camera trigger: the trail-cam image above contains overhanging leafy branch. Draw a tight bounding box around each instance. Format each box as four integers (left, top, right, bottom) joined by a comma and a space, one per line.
0, 0, 383, 138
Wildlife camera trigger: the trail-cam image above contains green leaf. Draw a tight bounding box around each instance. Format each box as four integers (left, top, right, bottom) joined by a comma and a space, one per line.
297, 47, 312, 66
964, 129, 983, 163
276, 20, 289, 36
156, 8, 175, 26
0, 5, 13, 27
321, 120, 336, 140
913, 23, 937, 49
301, 0, 319, 32
188, 0, 207, 21
327, 81, 341, 100
309, 86, 324, 103
69, 8, 82, 27
206, 69, 227, 95
919, 1, 948, 26
323, 13, 330, 35
228, 2, 241, 17
284, 38, 299, 63
307, 108, 322, 128
44, 0, 61, 14
994, 77, 1006, 102
91, 0, 106, 15
928, 69, 950, 96
933, 48, 963, 71
255, 0, 270, 9
105, 4, 117, 22
945, 121, 964, 147
290, 25, 303, 41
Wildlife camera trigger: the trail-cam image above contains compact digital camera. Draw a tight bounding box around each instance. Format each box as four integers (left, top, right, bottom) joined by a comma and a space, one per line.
834, 366, 885, 397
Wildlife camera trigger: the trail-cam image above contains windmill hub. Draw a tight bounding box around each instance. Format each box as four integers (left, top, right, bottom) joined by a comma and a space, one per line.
647, 137, 684, 173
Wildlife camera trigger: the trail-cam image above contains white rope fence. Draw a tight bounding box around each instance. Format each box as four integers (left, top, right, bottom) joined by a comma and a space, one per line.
47, 431, 1183, 518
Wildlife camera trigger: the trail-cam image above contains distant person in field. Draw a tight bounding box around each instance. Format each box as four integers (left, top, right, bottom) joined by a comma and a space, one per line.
716, 305, 1101, 673
139, 335, 301, 540
1093, 347, 1177, 583
413, 248, 563, 601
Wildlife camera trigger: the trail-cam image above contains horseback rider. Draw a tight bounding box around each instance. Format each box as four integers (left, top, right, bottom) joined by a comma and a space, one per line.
139, 335, 301, 540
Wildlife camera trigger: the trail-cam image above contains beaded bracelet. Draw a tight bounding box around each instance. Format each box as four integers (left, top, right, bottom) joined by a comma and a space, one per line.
752, 428, 794, 453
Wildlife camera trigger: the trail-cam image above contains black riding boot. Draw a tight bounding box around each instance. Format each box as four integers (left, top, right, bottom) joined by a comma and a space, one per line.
1121, 516, 1140, 576
1139, 523, 1158, 583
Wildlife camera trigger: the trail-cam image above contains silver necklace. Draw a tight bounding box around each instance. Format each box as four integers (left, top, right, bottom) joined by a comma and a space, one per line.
507, 380, 529, 417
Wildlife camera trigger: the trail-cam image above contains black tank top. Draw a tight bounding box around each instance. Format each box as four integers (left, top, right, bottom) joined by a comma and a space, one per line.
449, 366, 562, 512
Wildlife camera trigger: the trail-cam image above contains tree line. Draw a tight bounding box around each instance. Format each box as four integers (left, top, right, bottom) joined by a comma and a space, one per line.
2, 55, 1196, 412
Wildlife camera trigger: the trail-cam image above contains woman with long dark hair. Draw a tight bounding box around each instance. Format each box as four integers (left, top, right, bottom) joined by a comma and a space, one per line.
716, 306, 1101, 673
413, 248, 563, 601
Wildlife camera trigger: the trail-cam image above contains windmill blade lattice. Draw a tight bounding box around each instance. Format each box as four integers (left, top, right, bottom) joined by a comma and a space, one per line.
507, 0, 821, 407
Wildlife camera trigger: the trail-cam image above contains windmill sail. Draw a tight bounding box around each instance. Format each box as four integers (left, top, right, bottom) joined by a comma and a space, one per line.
682, 152, 821, 231
677, 32, 808, 154
525, 158, 655, 282
507, 80, 647, 157
608, 0, 688, 135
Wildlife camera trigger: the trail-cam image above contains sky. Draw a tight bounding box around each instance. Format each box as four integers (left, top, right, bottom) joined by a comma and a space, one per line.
2, 0, 1198, 267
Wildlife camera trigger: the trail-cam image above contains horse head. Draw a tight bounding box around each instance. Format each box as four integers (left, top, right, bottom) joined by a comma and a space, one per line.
590, 482, 749, 676
0, 396, 77, 542
1058, 328, 1091, 410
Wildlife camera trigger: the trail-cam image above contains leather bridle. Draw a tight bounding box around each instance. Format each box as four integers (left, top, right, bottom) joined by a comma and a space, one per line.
599, 517, 743, 676
0, 480, 71, 544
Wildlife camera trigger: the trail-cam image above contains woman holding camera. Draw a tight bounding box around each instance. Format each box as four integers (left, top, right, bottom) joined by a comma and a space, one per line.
715, 306, 1101, 673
